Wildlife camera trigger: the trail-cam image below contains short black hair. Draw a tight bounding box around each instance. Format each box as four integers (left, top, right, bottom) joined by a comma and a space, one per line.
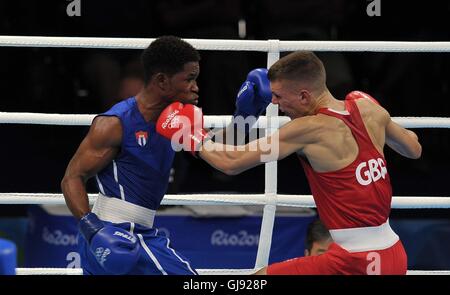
305, 219, 331, 252
141, 36, 200, 84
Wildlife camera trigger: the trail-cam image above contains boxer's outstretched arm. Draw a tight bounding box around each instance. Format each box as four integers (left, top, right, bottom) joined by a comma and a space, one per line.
199, 117, 312, 175
385, 119, 422, 159
61, 116, 122, 219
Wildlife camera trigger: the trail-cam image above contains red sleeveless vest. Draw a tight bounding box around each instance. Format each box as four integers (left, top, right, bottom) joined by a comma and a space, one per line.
299, 99, 392, 229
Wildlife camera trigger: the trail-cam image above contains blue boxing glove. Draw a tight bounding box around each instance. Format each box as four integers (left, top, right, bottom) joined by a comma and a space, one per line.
79, 213, 140, 274
234, 68, 272, 119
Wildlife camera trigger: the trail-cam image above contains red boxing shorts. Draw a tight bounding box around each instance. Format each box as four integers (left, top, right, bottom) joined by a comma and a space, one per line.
267, 240, 407, 275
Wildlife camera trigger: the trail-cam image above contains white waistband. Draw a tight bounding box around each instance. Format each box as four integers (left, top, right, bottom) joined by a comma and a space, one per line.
329, 220, 399, 253
92, 194, 155, 228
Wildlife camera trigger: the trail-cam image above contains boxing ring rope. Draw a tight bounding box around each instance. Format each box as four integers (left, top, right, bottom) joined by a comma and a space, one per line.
14, 268, 255, 275
13, 268, 450, 276
2, 35, 450, 52
1, 36, 450, 275
1, 112, 450, 129
1, 193, 450, 209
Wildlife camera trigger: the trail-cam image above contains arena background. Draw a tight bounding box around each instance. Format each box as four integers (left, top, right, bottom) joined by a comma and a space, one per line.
0, 0, 449, 270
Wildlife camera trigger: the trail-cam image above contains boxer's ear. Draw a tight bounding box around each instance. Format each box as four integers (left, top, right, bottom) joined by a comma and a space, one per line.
155, 73, 169, 91
298, 90, 311, 105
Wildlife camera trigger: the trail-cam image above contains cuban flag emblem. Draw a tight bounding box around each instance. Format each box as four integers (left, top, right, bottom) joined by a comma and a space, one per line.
135, 131, 148, 147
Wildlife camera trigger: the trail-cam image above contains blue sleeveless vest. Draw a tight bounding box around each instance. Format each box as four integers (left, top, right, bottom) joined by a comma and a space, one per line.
95, 97, 175, 210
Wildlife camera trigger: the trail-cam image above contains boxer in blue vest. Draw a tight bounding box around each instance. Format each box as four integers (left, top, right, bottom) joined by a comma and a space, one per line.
61, 36, 200, 275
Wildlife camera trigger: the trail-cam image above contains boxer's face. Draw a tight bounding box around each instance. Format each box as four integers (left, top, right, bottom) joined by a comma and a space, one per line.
304, 238, 333, 256
167, 62, 200, 105
270, 79, 309, 119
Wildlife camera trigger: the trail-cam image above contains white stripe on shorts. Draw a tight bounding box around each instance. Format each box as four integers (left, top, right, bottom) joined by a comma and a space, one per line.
165, 238, 197, 275
137, 234, 167, 275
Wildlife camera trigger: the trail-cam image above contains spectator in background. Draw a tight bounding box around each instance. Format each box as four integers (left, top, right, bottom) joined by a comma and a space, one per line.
77, 0, 153, 112
79, 52, 145, 112
304, 219, 332, 257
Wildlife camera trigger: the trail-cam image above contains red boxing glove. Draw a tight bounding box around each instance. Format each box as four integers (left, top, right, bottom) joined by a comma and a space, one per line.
345, 90, 380, 105
156, 102, 209, 157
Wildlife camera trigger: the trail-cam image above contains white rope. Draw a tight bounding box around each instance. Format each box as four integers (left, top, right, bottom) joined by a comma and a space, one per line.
0, 112, 95, 126
277, 195, 450, 209
2, 36, 450, 52
16, 268, 83, 275
393, 117, 450, 128
406, 270, 450, 275
1, 193, 450, 208
198, 269, 256, 275
1, 112, 449, 129
0, 193, 98, 205
14, 268, 450, 275
255, 60, 280, 268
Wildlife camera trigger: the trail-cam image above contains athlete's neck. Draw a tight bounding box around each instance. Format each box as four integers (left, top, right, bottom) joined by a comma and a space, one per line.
311, 89, 344, 114
135, 88, 167, 122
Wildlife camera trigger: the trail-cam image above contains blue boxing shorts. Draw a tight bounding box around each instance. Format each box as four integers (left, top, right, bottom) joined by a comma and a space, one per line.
78, 221, 197, 275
